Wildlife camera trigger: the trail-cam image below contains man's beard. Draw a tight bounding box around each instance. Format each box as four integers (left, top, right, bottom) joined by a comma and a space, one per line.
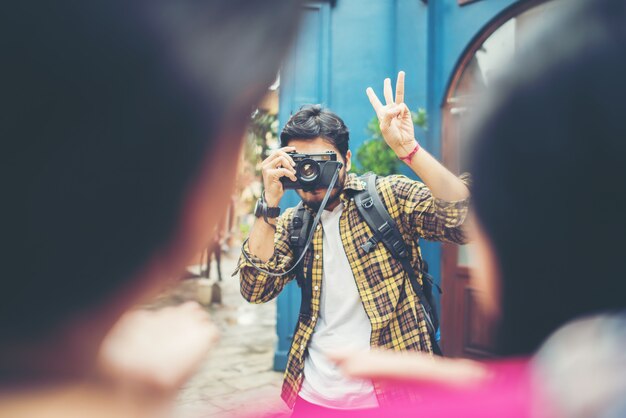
300, 169, 346, 211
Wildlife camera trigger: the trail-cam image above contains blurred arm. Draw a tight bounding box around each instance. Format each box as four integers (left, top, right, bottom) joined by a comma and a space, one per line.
329, 349, 488, 386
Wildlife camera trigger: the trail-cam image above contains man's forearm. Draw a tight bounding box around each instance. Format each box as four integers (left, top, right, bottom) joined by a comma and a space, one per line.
248, 218, 278, 263
366, 72, 469, 202
406, 147, 469, 202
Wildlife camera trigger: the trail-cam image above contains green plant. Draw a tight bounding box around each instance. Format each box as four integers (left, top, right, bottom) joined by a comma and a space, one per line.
239, 222, 251, 238
354, 108, 428, 176
244, 109, 279, 176
234, 110, 278, 242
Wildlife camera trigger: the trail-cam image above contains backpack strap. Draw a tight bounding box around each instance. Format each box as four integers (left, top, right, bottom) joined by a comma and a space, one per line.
290, 202, 313, 316
354, 174, 441, 354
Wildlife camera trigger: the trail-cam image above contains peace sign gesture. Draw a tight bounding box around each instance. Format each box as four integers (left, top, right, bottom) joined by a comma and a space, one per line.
366, 71, 418, 158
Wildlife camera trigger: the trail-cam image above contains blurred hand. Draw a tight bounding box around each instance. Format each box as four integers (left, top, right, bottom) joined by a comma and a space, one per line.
98, 302, 219, 393
329, 349, 433, 381
261, 146, 297, 207
328, 349, 487, 386
366, 71, 418, 158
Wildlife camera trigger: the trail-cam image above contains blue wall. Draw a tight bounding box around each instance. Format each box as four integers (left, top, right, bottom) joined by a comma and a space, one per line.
275, 0, 523, 370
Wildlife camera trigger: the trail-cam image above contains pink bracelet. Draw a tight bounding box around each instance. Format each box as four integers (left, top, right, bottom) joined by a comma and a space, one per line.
399, 143, 420, 164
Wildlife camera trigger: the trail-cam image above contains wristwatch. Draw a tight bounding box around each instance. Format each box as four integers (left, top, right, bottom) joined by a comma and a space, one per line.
254, 193, 281, 224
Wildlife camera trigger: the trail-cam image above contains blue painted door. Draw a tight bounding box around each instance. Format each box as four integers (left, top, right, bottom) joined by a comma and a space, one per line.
275, 2, 331, 371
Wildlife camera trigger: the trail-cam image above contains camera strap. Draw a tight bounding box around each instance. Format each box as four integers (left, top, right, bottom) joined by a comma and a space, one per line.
239, 161, 342, 278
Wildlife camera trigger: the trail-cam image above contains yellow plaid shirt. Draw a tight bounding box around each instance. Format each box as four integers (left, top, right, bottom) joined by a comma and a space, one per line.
237, 173, 470, 408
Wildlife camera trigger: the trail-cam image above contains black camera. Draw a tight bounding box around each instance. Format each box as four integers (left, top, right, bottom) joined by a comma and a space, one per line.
281, 151, 342, 190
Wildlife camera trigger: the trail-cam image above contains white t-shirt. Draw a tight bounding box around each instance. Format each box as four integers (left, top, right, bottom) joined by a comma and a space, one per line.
298, 203, 379, 409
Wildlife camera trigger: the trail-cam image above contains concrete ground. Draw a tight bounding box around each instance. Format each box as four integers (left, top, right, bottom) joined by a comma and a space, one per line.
153, 251, 290, 418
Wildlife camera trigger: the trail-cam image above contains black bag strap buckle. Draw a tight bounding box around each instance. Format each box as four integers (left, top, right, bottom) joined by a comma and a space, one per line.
392, 240, 408, 258
378, 222, 394, 239
361, 235, 379, 253
361, 196, 374, 209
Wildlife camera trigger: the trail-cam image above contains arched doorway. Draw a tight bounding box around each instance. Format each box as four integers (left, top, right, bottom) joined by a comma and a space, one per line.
440, 0, 566, 358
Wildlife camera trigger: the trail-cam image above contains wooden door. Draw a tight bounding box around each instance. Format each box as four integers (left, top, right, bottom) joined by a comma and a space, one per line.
438, 0, 560, 358
440, 95, 494, 359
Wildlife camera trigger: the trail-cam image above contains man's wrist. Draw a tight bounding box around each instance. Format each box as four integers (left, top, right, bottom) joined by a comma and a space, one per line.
397, 142, 420, 164
265, 196, 281, 207
263, 191, 281, 208
393, 140, 418, 156
254, 193, 281, 223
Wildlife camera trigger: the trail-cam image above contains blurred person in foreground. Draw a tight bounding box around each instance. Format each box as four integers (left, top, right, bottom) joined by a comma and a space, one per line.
237, 74, 471, 414
0, 1, 302, 417
327, 0, 626, 417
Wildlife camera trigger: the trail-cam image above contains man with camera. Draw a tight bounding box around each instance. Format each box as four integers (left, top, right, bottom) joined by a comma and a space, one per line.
237, 72, 470, 414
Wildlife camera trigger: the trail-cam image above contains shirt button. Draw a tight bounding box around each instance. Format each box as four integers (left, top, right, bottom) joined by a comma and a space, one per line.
312, 316, 317, 321
300, 344, 304, 351
316, 224, 321, 231
315, 254, 320, 260
314, 285, 319, 291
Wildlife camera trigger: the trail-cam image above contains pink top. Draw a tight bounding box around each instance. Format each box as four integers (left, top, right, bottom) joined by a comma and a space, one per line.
290, 358, 534, 418
377, 358, 533, 418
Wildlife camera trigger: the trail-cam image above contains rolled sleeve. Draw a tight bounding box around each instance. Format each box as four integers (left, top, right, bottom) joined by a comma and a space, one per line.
236, 208, 296, 304
433, 172, 472, 228
238, 235, 291, 271
388, 174, 471, 245
432, 197, 470, 229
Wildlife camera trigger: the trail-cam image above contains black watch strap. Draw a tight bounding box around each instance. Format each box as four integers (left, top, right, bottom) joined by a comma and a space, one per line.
264, 206, 281, 218
261, 192, 281, 218
255, 193, 281, 223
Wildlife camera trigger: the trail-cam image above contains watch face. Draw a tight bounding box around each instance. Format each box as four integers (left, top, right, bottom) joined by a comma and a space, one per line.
254, 198, 265, 218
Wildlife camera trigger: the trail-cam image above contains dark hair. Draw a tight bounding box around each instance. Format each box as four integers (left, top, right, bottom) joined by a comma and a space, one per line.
0, 0, 302, 341
470, 0, 626, 356
280, 105, 350, 158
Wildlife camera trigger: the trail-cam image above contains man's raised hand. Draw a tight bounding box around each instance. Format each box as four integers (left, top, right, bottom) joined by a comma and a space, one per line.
366, 71, 418, 158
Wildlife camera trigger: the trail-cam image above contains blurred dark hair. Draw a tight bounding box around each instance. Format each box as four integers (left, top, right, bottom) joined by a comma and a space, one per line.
470, 0, 626, 356
280, 105, 350, 158
0, 1, 302, 342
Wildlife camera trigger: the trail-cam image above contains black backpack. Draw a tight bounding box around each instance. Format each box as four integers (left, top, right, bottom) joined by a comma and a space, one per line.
290, 173, 442, 354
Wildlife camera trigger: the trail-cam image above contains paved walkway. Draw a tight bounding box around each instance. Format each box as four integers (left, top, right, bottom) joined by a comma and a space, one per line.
154, 251, 290, 418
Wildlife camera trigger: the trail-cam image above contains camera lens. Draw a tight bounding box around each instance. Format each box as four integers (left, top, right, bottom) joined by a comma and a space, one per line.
301, 163, 317, 179
297, 159, 320, 185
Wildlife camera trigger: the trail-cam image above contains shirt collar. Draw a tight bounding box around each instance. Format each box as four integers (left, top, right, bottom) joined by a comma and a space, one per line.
300, 173, 366, 212
339, 173, 366, 206
343, 173, 367, 192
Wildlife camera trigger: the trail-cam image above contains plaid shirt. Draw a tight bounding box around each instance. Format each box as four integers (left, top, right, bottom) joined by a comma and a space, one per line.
236, 173, 470, 408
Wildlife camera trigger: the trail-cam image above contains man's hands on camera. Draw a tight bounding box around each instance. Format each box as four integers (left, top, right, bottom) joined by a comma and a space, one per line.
249, 147, 297, 261
261, 146, 298, 207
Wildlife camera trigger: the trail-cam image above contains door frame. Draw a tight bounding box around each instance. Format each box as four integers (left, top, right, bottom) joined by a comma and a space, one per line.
440, 0, 553, 358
